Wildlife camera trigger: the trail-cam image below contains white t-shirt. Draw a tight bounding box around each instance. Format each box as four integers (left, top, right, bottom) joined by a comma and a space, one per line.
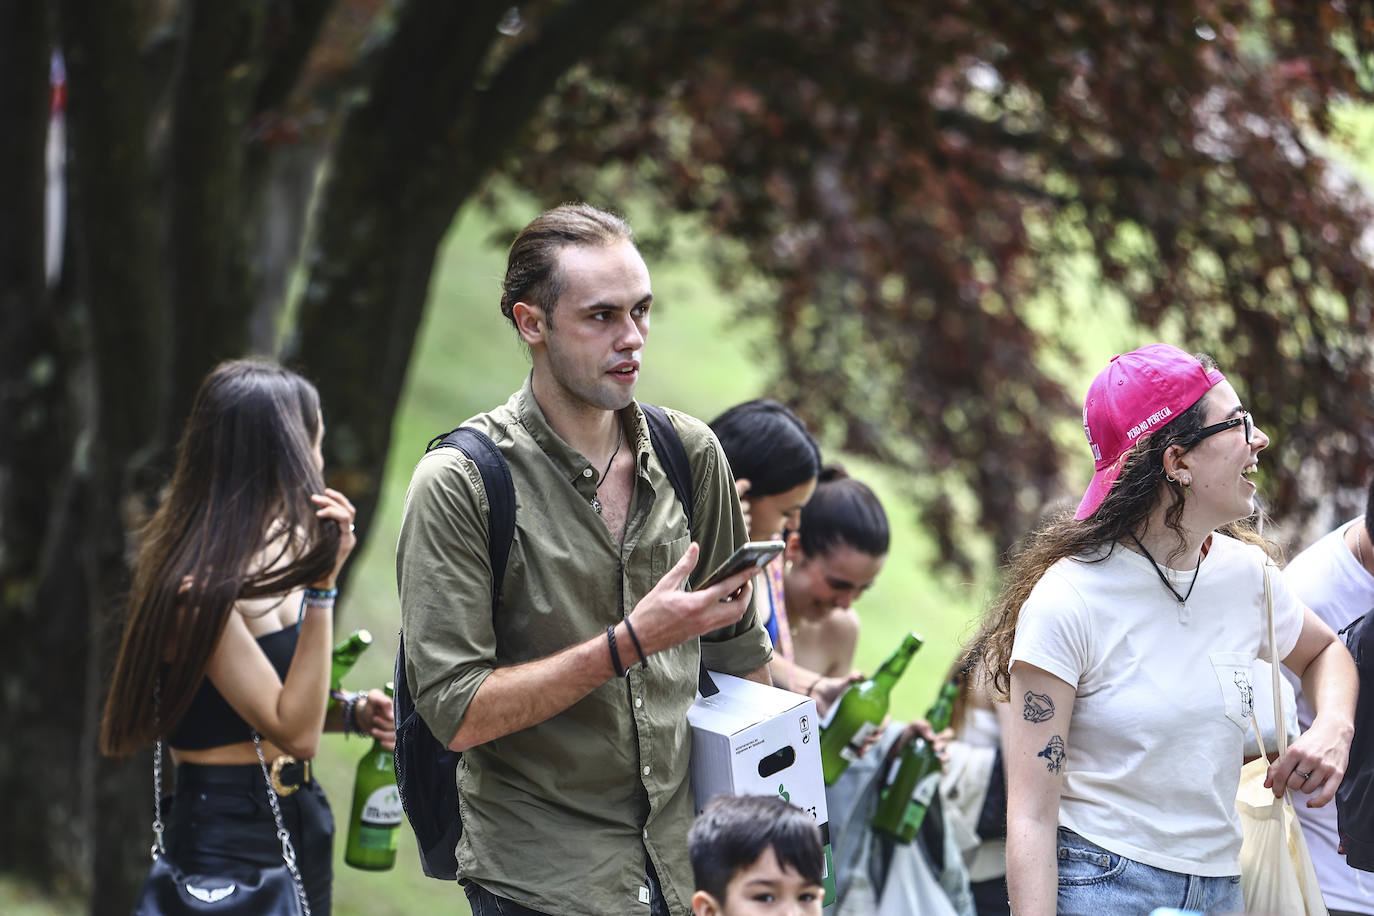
1010, 533, 1304, 876
1284, 519, 1374, 914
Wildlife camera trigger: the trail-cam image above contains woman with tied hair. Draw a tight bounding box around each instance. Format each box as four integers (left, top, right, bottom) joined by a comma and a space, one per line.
100, 359, 394, 916
782, 465, 892, 715
970, 344, 1355, 916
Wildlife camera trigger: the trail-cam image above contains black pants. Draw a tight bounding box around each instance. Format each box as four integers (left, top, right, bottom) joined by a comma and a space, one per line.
164, 762, 335, 916
464, 856, 671, 916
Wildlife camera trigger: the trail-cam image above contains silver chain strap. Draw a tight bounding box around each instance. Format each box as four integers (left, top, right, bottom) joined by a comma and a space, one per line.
254, 734, 312, 916
146, 679, 312, 916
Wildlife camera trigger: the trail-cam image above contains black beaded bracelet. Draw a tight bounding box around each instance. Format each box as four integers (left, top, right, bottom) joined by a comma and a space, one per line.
606, 624, 626, 678
622, 617, 649, 670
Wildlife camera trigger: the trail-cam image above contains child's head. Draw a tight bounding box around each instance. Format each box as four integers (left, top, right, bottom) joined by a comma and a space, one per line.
688, 795, 825, 915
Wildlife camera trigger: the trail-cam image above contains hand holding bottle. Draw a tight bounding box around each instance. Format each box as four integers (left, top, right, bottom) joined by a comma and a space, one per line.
354, 687, 396, 751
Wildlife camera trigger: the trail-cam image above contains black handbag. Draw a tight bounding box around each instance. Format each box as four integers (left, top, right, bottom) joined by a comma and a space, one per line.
132, 731, 310, 915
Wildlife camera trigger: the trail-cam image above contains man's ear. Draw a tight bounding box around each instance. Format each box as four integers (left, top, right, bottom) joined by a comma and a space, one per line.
511, 300, 548, 346
691, 890, 722, 916
784, 530, 803, 565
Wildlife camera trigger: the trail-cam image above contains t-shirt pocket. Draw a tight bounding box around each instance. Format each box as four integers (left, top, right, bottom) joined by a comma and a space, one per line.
1209, 651, 1256, 731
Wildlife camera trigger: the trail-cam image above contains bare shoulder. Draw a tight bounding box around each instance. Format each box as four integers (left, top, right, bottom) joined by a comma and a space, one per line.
794, 607, 861, 676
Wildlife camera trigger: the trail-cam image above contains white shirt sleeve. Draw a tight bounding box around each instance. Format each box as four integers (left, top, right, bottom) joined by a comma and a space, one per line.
1009, 565, 1091, 689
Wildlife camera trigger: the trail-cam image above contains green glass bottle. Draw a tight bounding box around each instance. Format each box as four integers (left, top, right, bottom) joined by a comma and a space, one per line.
818, 632, 923, 785
332, 628, 373, 690
329, 628, 372, 710
344, 683, 401, 870
872, 680, 961, 842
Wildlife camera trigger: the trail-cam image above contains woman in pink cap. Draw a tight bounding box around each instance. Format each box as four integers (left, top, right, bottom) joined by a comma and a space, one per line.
968, 344, 1356, 915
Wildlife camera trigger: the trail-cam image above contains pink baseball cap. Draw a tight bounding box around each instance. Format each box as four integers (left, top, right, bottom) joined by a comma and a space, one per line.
1075, 344, 1225, 520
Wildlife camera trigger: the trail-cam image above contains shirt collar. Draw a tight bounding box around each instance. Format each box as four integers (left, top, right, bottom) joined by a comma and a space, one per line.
515, 374, 651, 488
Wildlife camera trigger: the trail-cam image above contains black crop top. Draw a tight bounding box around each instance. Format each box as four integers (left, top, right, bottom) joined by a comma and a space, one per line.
168, 625, 299, 750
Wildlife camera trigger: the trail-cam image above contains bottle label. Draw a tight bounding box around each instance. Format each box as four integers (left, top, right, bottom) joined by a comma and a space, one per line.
360, 785, 404, 828
912, 771, 940, 807
356, 824, 399, 851
840, 721, 878, 763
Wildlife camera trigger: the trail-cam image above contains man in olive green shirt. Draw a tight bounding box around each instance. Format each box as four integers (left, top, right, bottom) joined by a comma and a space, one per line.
397, 204, 773, 916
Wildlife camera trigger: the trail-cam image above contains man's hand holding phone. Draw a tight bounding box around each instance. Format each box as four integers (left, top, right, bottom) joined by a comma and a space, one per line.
695, 540, 785, 596
621, 542, 778, 665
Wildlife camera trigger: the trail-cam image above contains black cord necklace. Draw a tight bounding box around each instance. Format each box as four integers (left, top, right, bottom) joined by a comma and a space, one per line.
588, 423, 623, 516
1128, 532, 1201, 604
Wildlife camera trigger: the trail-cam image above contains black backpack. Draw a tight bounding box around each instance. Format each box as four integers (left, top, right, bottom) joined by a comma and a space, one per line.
393, 403, 701, 880
1337, 611, 1374, 871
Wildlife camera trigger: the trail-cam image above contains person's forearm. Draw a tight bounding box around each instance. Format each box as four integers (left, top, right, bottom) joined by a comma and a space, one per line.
1301, 638, 1358, 734
769, 657, 824, 693
745, 663, 772, 686
276, 601, 332, 752
1006, 813, 1060, 916
449, 623, 621, 751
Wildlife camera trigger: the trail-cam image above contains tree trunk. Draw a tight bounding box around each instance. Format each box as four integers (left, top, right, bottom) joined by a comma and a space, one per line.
289, 0, 648, 559
0, 0, 68, 883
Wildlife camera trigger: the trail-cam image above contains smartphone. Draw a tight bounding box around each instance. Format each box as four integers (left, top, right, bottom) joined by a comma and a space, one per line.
695, 540, 785, 591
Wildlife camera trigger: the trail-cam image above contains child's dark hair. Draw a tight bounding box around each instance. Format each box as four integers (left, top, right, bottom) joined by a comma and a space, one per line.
710, 399, 821, 497
689, 795, 824, 902
797, 465, 889, 558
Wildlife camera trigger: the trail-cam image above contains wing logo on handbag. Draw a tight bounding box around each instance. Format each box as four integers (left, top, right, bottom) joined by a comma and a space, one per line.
186, 883, 236, 903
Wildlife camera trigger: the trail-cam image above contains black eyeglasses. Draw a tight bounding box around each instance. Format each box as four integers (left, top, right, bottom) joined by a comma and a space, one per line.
1195, 411, 1253, 445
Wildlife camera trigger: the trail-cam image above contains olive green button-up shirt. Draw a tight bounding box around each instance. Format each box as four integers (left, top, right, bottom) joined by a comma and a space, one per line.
397, 378, 772, 915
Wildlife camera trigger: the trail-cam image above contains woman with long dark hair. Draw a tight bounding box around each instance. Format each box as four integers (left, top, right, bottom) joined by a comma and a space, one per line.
710, 400, 825, 693
101, 359, 394, 915
971, 344, 1355, 916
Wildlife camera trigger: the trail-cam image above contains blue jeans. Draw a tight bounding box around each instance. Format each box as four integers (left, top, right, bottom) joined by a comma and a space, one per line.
1056, 828, 1242, 916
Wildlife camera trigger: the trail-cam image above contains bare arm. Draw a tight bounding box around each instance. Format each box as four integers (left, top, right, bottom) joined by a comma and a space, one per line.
1004, 661, 1076, 916
450, 543, 759, 751
205, 489, 356, 760
1273, 605, 1357, 804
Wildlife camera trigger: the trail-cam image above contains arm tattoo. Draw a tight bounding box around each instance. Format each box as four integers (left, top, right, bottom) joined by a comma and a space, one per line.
1023, 690, 1054, 723
1038, 735, 1066, 774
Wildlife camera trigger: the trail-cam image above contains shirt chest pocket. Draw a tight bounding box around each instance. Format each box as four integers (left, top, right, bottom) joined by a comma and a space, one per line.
1209, 651, 1255, 731
626, 535, 692, 603
650, 535, 690, 581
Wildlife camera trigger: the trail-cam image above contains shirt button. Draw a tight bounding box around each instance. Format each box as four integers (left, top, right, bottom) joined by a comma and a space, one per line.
643, 765, 651, 776
634, 697, 643, 708
643, 829, 649, 840
582, 468, 593, 478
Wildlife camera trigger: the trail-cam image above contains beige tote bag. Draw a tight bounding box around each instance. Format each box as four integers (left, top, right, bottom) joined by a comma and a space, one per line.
1235, 565, 1324, 916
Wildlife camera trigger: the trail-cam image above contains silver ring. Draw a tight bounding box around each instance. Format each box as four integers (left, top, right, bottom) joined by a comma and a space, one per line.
1297, 770, 1312, 781
348, 523, 355, 533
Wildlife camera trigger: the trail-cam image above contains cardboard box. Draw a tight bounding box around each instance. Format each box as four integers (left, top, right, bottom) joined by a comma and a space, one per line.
688, 672, 835, 906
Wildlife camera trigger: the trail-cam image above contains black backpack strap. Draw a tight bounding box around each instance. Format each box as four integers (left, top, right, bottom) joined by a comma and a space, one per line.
427, 427, 515, 610
641, 403, 694, 535
394, 426, 515, 880
640, 402, 719, 698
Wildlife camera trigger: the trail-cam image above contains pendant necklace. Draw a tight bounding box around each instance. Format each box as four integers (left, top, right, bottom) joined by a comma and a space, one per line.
1128, 532, 1201, 604
588, 423, 623, 516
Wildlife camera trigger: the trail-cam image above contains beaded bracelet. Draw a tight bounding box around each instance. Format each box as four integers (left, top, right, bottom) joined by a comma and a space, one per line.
331, 689, 365, 737
304, 587, 338, 600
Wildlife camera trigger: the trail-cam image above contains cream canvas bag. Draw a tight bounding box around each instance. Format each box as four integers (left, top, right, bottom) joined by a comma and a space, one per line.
1235, 565, 1324, 916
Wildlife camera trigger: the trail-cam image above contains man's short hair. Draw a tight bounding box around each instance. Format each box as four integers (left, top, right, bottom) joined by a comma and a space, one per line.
499, 202, 634, 327
688, 795, 824, 902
